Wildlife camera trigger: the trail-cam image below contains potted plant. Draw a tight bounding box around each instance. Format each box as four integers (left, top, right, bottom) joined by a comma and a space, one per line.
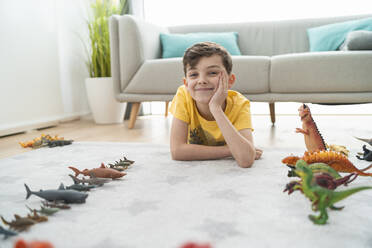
85, 0, 128, 124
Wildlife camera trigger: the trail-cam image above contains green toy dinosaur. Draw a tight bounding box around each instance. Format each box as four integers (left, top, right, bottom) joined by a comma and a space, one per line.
286, 160, 372, 225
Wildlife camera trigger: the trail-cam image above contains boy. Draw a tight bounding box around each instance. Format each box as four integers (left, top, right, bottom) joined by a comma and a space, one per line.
169, 42, 262, 168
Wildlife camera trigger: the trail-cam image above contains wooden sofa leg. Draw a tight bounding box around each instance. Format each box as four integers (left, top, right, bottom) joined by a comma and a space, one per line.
165, 101, 169, 117
269, 102, 275, 125
128, 102, 141, 129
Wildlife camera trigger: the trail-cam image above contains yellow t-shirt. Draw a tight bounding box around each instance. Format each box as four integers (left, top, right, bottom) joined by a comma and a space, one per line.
169, 85, 253, 146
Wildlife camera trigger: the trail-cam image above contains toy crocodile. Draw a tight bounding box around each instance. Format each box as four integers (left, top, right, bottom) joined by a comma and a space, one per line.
357, 145, 372, 161
286, 162, 342, 178
68, 163, 126, 179
296, 104, 327, 152
282, 150, 372, 176
66, 183, 97, 192
0, 225, 18, 239
47, 139, 73, 147
1, 215, 36, 232
26, 205, 59, 216
25, 183, 88, 204
108, 157, 135, 171
284, 160, 372, 225
42, 201, 70, 210
68, 174, 111, 186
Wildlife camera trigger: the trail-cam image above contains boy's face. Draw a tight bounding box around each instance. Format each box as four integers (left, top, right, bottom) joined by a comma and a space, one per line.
183, 55, 235, 104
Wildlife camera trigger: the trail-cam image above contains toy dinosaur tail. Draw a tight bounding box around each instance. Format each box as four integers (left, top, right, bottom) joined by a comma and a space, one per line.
68, 166, 82, 177
24, 183, 33, 199
331, 186, 372, 205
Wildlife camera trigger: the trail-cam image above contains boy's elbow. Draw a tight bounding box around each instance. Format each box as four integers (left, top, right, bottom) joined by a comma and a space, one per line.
237, 158, 254, 168
170, 147, 183, 161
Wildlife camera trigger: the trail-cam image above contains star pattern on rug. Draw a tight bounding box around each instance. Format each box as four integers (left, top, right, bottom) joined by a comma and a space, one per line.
125, 199, 159, 216
197, 218, 242, 240
165, 175, 188, 185
209, 189, 245, 202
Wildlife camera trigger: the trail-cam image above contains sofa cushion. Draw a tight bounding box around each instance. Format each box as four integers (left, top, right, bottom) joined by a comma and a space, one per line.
270, 51, 372, 93
123, 56, 270, 94
160, 32, 241, 58
307, 17, 372, 52
339, 30, 372, 50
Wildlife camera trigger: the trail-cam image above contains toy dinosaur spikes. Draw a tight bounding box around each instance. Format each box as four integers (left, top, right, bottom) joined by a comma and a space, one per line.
296, 104, 327, 152
354, 136, 372, 146
282, 150, 372, 176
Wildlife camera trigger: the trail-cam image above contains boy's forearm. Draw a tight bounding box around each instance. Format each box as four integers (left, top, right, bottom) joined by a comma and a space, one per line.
171, 143, 231, 161
210, 107, 255, 167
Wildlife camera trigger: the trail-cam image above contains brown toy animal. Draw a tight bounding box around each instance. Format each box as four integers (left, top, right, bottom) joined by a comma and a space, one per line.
296, 104, 327, 152
68, 163, 126, 179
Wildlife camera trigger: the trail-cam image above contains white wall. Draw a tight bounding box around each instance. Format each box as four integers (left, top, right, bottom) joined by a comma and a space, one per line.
0, 0, 90, 136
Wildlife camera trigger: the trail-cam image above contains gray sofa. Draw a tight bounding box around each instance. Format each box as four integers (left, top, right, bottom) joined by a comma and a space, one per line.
109, 14, 372, 128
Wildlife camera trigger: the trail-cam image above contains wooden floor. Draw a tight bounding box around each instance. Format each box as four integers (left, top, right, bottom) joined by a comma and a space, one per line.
0, 115, 172, 159
1, 113, 371, 160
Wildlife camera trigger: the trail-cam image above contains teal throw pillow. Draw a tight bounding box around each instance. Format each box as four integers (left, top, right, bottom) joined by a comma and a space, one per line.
307, 17, 372, 52
160, 32, 241, 58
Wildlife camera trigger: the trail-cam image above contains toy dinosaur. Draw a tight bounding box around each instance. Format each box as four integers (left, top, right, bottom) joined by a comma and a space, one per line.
41, 201, 70, 210
68, 174, 110, 186
108, 157, 135, 171
25, 183, 88, 204
0, 225, 18, 239
286, 162, 342, 178
68, 163, 126, 179
356, 145, 372, 161
326, 144, 349, 157
14, 239, 54, 248
1, 215, 36, 232
26, 205, 59, 216
295, 104, 327, 152
282, 150, 372, 176
354, 136, 372, 146
284, 160, 372, 225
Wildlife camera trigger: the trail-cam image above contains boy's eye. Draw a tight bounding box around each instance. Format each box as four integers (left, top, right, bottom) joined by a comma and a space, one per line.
188, 73, 198, 78
209, 71, 218, 75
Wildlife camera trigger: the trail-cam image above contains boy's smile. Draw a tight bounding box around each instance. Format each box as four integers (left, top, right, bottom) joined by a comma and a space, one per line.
184, 55, 233, 105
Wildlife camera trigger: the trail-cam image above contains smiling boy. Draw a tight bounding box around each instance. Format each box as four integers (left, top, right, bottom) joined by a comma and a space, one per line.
169, 42, 262, 168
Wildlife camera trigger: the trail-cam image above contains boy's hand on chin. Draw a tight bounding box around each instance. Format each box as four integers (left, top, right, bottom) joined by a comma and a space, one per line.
209, 72, 228, 111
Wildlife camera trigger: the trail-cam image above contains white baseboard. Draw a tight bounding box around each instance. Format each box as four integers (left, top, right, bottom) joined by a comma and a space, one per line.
0, 111, 90, 137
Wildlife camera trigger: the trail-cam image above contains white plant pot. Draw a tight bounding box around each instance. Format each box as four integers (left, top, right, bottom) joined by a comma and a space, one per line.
85, 77, 126, 124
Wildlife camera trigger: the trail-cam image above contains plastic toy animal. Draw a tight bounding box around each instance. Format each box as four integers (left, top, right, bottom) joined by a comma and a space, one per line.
0, 225, 17, 239
27, 210, 48, 223
282, 150, 372, 176
1, 215, 36, 232
68, 174, 110, 186
108, 157, 135, 171
354, 136, 372, 146
14, 239, 54, 248
66, 183, 97, 192
357, 145, 372, 161
41, 201, 70, 210
26, 205, 59, 216
25, 183, 88, 204
284, 160, 372, 225
286, 162, 342, 178
326, 144, 349, 157
295, 104, 327, 152
68, 163, 126, 179
19, 134, 70, 149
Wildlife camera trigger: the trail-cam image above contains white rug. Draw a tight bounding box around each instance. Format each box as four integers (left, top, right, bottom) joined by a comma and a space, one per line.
1, 141, 372, 248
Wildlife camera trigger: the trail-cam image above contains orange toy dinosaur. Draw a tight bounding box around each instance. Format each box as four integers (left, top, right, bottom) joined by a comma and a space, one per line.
282, 150, 372, 176
295, 104, 327, 152
68, 163, 126, 179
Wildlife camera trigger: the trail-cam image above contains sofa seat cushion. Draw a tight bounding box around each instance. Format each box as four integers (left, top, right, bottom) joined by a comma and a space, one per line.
124, 56, 270, 94
270, 51, 372, 93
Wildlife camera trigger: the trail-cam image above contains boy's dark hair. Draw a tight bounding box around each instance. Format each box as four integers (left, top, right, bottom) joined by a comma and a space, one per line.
183, 42, 233, 76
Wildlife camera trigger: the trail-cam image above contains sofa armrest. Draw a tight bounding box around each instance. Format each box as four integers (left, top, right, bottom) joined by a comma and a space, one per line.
109, 15, 169, 97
